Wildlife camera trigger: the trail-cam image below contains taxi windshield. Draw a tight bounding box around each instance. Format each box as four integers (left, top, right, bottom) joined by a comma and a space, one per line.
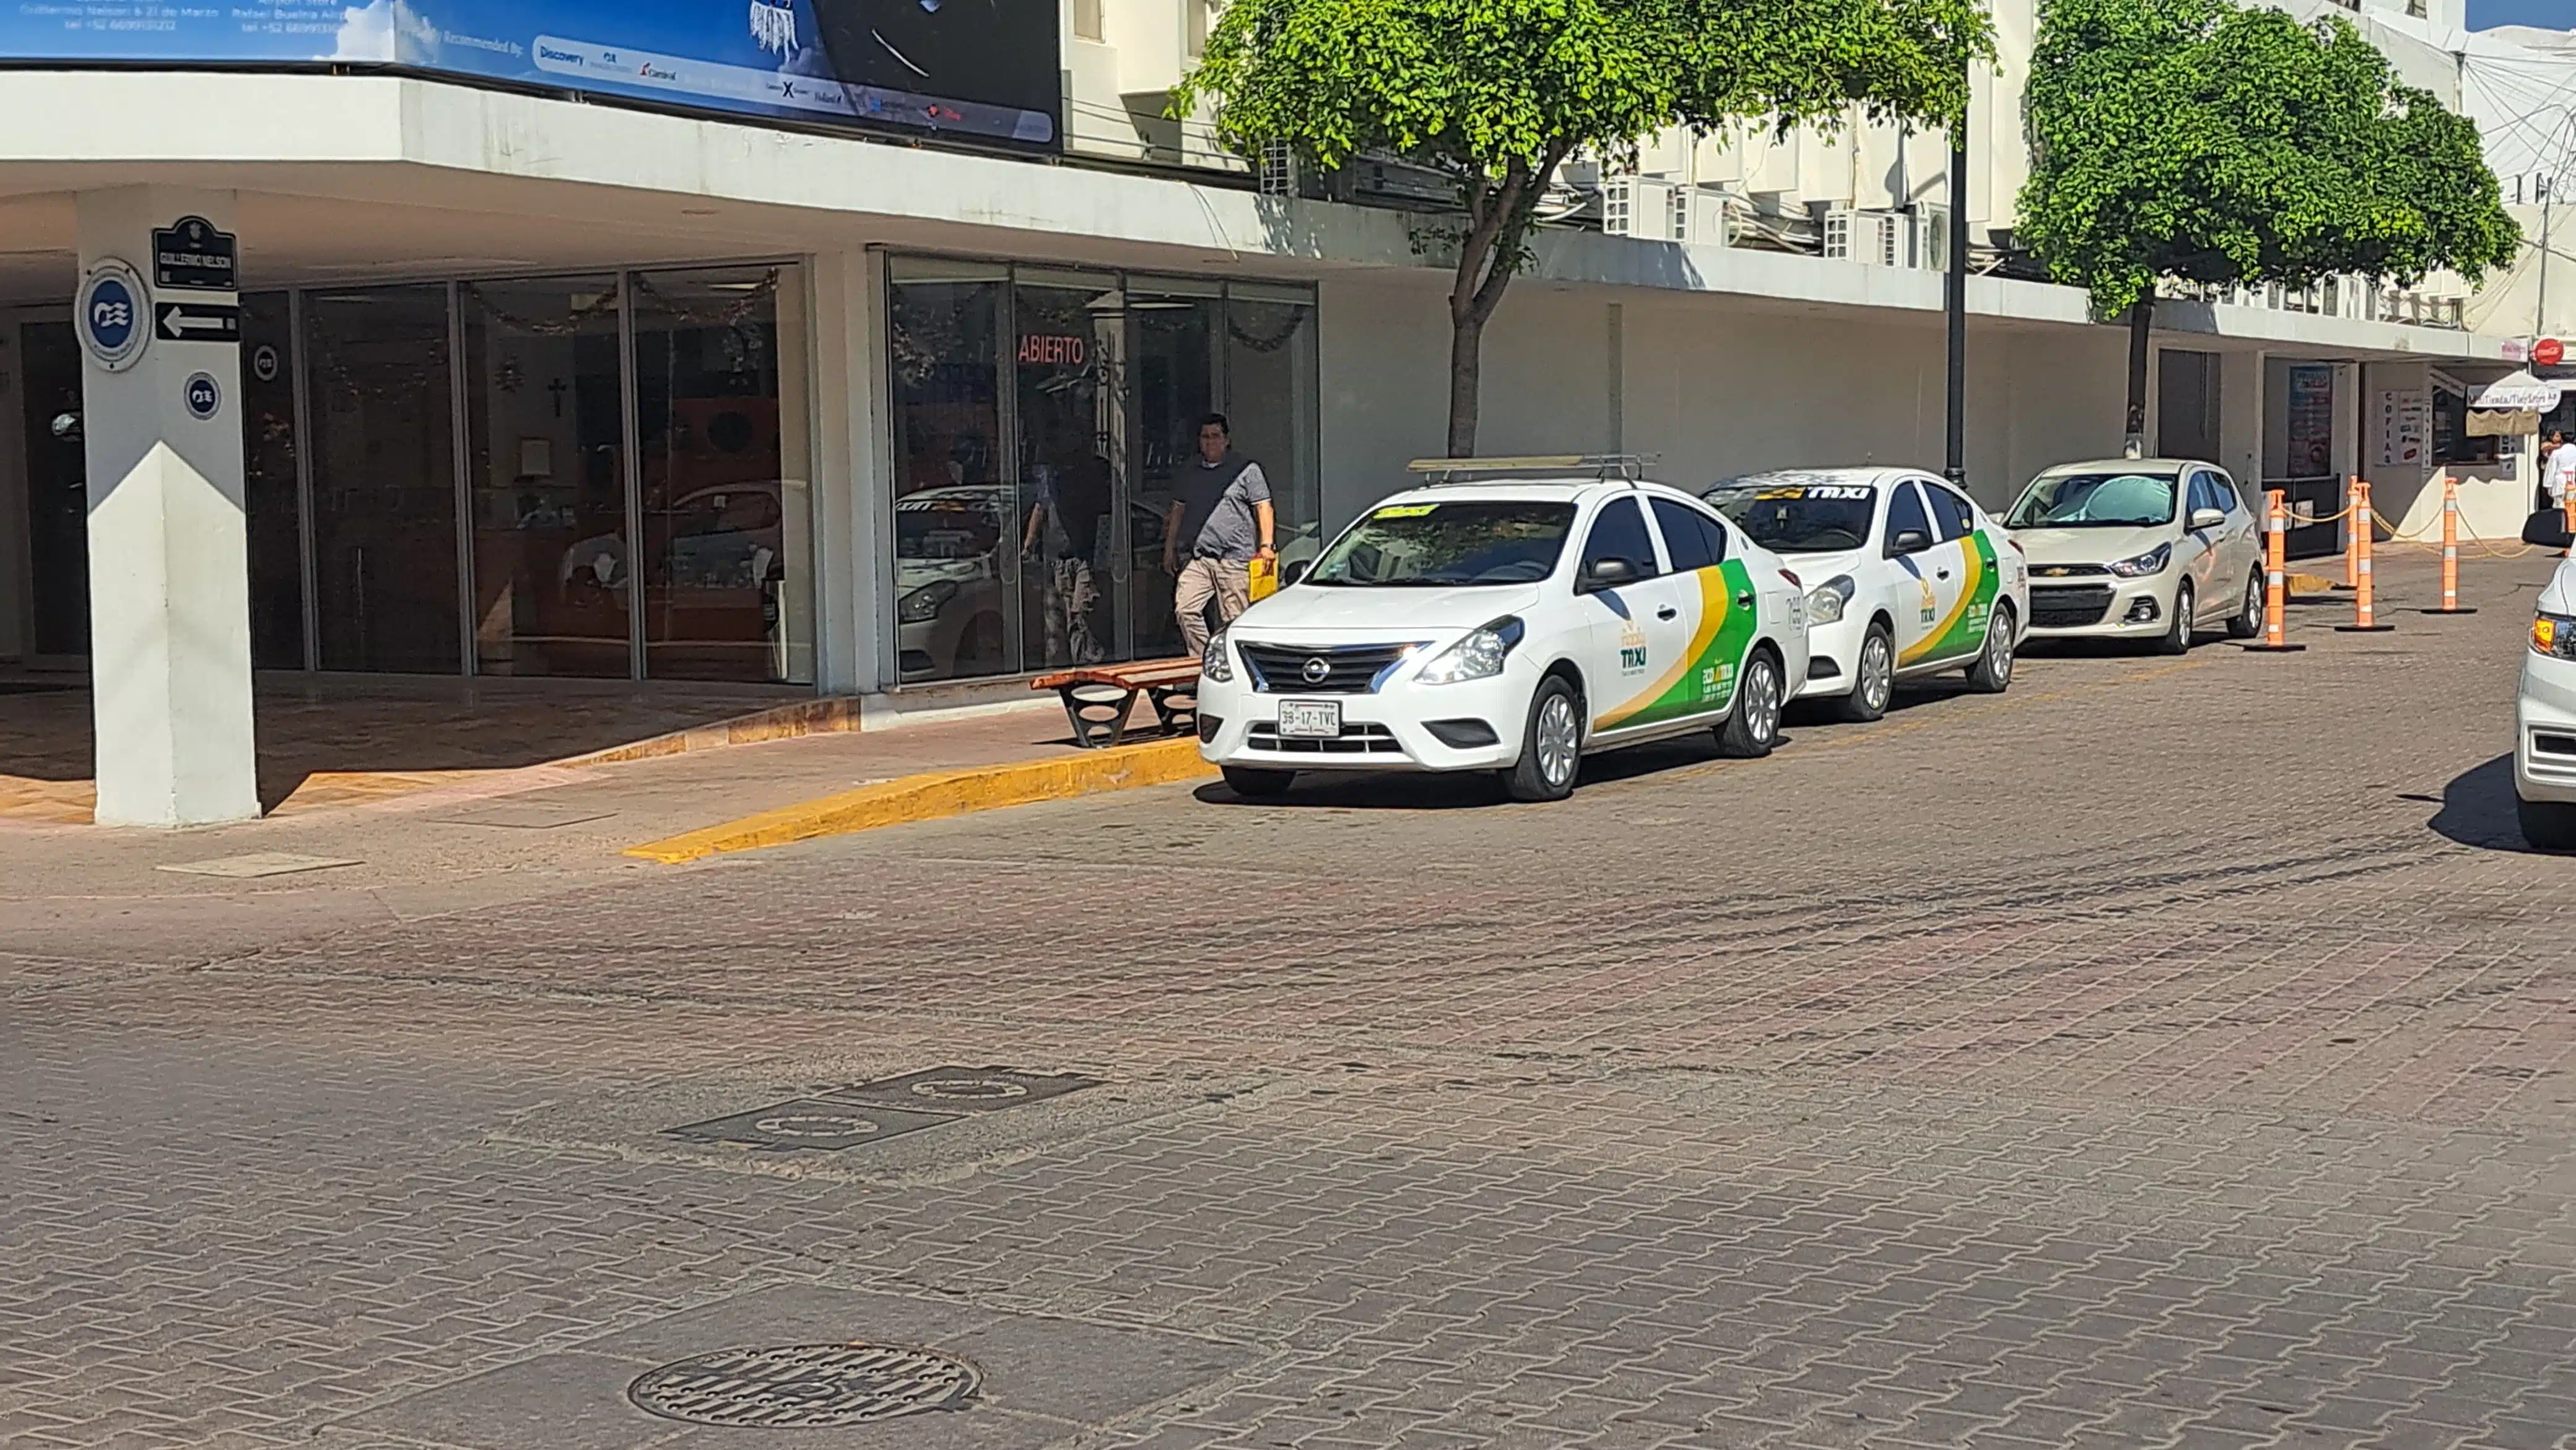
1306, 500, 1576, 586
2009, 471, 2178, 528
1705, 483, 1876, 553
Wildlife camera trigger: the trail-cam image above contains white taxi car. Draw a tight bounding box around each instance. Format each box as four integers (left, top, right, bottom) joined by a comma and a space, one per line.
2005, 459, 2265, 653
2513, 509, 2576, 849
1704, 469, 2028, 721
1196, 464, 1812, 801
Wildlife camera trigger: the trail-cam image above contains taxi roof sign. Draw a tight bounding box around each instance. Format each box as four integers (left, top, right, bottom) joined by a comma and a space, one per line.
1406, 453, 1661, 484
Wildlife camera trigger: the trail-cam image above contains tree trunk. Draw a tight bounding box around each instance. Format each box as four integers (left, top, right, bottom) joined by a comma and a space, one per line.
2123, 291, 2155, 458
1447, 308, 1486, 459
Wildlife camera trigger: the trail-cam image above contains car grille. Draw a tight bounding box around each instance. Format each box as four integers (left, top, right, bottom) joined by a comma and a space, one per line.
1247, 722, 1405, 755
1239, 642, 1419, 694
2027, 563, 2110, 580
2031, 585, 2115, 628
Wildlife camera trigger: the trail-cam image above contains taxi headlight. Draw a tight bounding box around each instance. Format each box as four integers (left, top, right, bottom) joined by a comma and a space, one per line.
2533, 612, 2576, 660
2107, 544, 2173, 578
897, 579, 957, 623
1416, 616, 1526, 685
1200, 628, 1235, 683
1807, 575, 1856, 625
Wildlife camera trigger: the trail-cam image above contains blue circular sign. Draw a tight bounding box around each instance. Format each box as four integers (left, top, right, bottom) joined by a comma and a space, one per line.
77, 259, 150, 373
183, 372, 221, 421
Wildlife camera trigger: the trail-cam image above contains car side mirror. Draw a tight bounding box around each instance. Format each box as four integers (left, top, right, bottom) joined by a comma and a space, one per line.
1887, 529, 1931, 557
1282, 559, 1310, 587
2526, 510, 2574, 549
1582, 557, 1640, 591
2189, 507, 2227, 531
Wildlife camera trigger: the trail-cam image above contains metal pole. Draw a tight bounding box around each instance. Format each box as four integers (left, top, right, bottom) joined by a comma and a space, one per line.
1944, 119, 1967, 487
2539, 180, 2554, 344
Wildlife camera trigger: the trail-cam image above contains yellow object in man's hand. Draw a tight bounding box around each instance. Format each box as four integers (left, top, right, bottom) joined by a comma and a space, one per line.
1248, 555, 1279, 602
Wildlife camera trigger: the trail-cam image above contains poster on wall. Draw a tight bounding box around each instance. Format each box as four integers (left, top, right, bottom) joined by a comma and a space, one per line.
2287, 365, 2335, 478
0, 1, 1060, 149
2377, 389, 2429, 469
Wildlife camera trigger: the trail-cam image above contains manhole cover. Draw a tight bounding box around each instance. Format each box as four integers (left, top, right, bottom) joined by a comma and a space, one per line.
666, 1098, 960, 1152
828, 1065, 1097, 1114
629, 1342, 980, 1427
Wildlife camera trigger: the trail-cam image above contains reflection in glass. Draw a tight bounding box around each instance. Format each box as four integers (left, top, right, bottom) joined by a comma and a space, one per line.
1012, 275, 1123, 669
635, 266, 812, 683
240, 294, 305, 670
19, 321, 88, 658
307, 286, 459, 674
1127, 285, 1221, 661
462, 276, 630, 677
1223, 287, 1320, 570
889, 263, 1013, 681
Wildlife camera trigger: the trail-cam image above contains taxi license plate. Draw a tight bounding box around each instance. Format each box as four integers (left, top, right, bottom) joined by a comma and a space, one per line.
1277, 700, 1341, 739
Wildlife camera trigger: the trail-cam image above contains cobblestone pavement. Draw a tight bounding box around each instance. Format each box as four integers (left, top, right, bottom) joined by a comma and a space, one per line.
7, 555, 2576, 1450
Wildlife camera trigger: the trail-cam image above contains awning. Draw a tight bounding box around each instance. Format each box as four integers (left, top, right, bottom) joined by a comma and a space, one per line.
2471, 369, 2565, 411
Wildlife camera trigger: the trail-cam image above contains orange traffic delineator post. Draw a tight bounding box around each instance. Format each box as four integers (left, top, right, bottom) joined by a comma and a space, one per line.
2420, 473, 2478, 615
2564, 487, 2575, 560
2336, 480, 2395, 633
2241, 488, 2306, 652
2338, 476, 2359, 589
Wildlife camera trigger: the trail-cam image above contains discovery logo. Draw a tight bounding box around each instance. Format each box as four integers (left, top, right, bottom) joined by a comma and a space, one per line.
537, 45, 585, 67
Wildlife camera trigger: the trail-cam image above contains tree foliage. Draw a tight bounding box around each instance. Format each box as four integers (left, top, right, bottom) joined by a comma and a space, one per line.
2019, 0, 2521, 318
1175, 0, 1994, 454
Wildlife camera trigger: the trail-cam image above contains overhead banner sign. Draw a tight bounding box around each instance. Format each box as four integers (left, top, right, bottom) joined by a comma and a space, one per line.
1, 1, 1060, 150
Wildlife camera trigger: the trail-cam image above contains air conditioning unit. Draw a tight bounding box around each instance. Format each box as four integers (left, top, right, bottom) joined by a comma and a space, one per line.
1332, 152, 1460, 210
1604, 176, 1675, 239
1672, 188, 1731, 246
1823, 208, 1908, 267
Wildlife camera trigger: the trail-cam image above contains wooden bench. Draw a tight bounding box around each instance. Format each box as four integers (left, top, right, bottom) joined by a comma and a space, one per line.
1031, 658, 1203, 749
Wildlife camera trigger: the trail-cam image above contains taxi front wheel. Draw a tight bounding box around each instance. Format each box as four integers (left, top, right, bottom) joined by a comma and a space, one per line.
2519, 796, 2576, 852
1503, 676, 1583, 802
1222, 765, 1296, 798
1715, 651, 1783, 759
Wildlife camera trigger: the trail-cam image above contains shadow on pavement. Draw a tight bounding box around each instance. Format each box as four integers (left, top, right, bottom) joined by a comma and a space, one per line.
2428, 754, 2535, 852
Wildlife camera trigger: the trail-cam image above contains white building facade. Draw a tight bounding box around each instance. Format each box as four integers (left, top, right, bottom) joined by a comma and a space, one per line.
0, 1, 2526, 823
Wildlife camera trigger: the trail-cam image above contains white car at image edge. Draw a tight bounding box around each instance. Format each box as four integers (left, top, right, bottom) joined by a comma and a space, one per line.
1196, 471, 1812, 801
2513, 509, 2576, 849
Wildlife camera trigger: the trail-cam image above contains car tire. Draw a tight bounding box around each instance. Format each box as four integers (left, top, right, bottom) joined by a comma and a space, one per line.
1833, 622, 1895, 723
2226, 565, 2265, 640
1965, 602, 2017, 693
1715, 649, 1783, 759
2520, 795, 2576, 851
2156, 582, 2195, 656
1503, 674, 1583, 802
1221, 765, 1296, 799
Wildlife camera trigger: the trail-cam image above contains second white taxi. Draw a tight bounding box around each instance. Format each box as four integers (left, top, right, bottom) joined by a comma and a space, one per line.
1196, 461, 1812, 801
1703, 468, 2029, 721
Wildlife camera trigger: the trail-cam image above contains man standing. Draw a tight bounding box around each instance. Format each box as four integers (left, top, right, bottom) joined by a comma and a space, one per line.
1164, 414, 1276, 658
2548, 429, 2576, 517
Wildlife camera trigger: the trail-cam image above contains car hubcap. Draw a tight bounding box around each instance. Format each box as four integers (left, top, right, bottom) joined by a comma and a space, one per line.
1863, 636, 1891, 711
1536, 694, 1577, 786
2175, 591, 2192, 643
1749, 662, 1781, 743
1989, 620, 2014, 682
2246, 575, 2263, 627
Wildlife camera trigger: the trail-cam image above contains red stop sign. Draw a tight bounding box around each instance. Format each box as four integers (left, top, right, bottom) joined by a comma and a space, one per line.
2539, 337, 2566, 368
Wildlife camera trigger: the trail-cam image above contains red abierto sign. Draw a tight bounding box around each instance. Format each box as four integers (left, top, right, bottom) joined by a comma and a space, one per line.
1018, 334, 1086, 365
2537, 337, 2565, 368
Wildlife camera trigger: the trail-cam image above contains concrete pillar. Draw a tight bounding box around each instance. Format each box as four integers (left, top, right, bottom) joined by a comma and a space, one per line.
806, 248, 888, 696
2218, 350, 2265, 502
76, 186, 257, 827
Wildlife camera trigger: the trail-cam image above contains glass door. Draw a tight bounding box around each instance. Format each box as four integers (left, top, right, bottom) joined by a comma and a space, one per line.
887, 259, 1012, 682
1010, 270, 1123, 670
1125, 280, 1223, 661
17, 315, 85, 660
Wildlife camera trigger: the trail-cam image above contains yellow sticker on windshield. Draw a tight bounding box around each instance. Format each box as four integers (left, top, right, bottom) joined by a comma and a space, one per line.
1373, 504, 1437, 519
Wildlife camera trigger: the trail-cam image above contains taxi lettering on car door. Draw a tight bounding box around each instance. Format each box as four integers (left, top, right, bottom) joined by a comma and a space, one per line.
1895, 478, 1999, 667
1592, 497, 1760, 732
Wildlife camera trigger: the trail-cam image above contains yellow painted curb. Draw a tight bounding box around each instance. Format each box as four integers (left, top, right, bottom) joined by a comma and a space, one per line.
625, 737, 1215, 864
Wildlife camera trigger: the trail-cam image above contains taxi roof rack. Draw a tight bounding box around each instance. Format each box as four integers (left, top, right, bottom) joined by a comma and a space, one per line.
1406, 453, 1661, 485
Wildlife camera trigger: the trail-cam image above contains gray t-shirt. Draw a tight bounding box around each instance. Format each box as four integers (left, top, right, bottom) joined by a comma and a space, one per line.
1177, 452, 1271, 563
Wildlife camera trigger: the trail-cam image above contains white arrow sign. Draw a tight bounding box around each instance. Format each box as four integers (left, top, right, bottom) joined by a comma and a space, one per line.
154, 302, 240, 343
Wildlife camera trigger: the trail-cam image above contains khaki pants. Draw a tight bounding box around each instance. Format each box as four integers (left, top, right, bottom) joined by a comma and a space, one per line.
1175, 556, 1251, 658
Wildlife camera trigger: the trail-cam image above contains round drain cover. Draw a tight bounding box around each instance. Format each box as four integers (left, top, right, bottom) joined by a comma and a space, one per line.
629, 1343, 980, 1427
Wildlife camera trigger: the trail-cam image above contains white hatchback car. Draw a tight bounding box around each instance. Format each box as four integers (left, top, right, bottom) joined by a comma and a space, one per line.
1196, 469, 1812, 801
1704, 469, 2028, 721
2513, 510, 2576, 849
2006, 459, 2265, 652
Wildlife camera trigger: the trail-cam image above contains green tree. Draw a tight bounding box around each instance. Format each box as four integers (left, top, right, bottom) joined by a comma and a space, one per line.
2018, 0, 2521, 453
1175, 0, 1993, 457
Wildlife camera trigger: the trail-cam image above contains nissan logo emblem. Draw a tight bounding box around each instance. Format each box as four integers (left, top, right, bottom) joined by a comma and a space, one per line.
1302, 656, 1331, 683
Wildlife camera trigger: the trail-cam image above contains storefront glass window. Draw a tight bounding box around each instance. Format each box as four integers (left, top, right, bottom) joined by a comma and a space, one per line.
240, 293, 305, 671
889, 259, 1012, 682
1012, 270, 1125, 670
1222, 284, 1321, 568
634, 265, 814, 684
1127, 279, 1223, 661
307, 285, 459, 674
462, 276, 630, 678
